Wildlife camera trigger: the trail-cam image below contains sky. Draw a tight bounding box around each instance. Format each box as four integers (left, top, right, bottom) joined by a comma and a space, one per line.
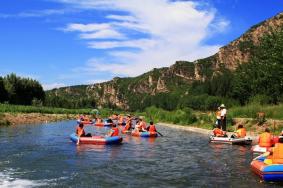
0, 0, 282, 90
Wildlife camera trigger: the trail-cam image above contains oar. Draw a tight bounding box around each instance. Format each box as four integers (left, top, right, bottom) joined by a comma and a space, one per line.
156, 131, 163, 137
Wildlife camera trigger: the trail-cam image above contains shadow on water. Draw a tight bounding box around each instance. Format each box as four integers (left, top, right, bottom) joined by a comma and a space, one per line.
0, 121, 283, 187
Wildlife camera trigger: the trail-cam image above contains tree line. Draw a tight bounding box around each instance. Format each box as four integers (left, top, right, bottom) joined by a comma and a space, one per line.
0, 73, 45, 105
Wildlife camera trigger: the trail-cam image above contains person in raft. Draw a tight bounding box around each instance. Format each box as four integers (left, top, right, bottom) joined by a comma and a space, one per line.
258, 128, 273, 148
107, 124, 119, 137
231, 124, 246, 138
76, 123, 92, 137
261, 136, 283, 165
146, 121, 157, 133
220, 104, 227, 131
123, 115, 132, 131
212, 125, 227, 137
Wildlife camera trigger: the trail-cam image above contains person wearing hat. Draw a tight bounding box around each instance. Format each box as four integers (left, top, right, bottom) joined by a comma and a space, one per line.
220, 104, 227, 131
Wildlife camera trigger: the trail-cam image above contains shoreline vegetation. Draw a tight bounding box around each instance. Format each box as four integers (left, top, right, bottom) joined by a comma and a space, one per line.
1, 103, 283, 136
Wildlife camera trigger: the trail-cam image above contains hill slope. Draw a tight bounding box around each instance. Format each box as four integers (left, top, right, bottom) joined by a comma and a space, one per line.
46, 12, 283, 110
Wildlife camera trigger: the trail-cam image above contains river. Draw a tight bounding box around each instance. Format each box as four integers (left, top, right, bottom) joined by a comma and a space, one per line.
0, 121, 281, 187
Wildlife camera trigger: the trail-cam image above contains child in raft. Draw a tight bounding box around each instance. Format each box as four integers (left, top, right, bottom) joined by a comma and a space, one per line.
261, 136, 283, 165
123, 115, 133, 131
212, 125, 227, 137
76, 123, 92, 137
230, 124, 246, 138
146, 121, 157, 133
133, 119, 147, 133
107, 124, 119, 137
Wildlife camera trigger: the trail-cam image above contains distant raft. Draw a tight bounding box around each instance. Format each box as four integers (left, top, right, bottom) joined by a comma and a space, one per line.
251, 145, 271, 154
70, 133, 122, 145
251, 155, 283, 182
209, 135, 252, 145
94, 123, 113, 127
131, 131, 158, 138
77, 119, 93, 125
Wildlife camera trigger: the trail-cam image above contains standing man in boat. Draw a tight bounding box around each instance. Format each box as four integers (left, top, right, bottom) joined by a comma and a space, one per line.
215, 107, 222, 128
220, 104, 227, 131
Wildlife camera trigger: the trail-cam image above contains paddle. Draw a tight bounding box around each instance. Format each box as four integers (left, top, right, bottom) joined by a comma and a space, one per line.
156, 131, 163, 137
76, 136, 80, 145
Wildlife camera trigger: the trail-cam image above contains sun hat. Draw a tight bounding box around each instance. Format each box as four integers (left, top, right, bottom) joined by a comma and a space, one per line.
220, 104, 225, 108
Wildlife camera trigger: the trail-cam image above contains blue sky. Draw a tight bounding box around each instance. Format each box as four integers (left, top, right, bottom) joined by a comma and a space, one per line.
0, 0, 282, 90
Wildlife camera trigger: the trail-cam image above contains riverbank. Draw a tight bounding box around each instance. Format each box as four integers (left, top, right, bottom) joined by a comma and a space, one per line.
0, 113, 77, 125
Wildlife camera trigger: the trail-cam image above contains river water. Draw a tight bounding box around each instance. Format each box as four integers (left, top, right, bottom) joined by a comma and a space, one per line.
0, 121, 281, 187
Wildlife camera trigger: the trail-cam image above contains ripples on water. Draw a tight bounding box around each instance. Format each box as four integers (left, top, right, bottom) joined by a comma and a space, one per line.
0, 121, 282, 187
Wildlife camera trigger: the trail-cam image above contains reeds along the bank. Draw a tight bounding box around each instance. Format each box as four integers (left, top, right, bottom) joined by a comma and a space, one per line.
229, 104, 283, 120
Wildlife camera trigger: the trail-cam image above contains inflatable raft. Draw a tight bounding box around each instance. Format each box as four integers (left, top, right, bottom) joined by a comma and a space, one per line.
131, 131, 158, 138
209, 135, 252, 145
77, 119, 93, 125
251, 155, 283, 182
121, 129, 132, 134
94, 122, 113, 127
70, 133, 122, 145
251, 145, 271, 154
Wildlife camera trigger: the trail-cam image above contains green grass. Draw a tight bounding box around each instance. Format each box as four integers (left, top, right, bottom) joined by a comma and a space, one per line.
229, 104, 283, 120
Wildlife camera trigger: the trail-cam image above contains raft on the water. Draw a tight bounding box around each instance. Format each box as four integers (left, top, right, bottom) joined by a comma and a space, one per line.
77, 120, 93, 125
251, 155, 283, 182
131, 131, 158, 138
70, 133, 122, 145
209, 135, 252, 145
251, 145, 271, 154
94, 122, 113, 127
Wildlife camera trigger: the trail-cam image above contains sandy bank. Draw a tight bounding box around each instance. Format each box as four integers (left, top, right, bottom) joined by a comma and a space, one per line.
2, 113, 77, 125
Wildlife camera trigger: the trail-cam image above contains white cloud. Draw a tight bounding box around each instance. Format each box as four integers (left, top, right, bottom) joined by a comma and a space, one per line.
60, 0, 228, 77
80, 29, 125, 39
42, 83, 66, 90
65, 23, 110, 32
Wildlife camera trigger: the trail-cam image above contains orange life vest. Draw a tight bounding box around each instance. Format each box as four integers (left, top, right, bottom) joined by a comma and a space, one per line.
76, 126, 85, 137
213, 128, 224, 137
259, 132, 273, 147
149, 125, 157, 133
271, 143, 283, 164
216, 110, 221, 119
111, 127, 119, 137
235, 128, 246, 138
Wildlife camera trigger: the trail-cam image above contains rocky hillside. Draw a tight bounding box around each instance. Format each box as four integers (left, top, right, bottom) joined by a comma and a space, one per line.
47, 12, 283, 110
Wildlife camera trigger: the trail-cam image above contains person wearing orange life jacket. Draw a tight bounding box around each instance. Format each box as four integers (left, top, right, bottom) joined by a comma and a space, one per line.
212, 125, 226, 137
258, 128, 274, 147
139, 118, 147, 132
146, 121, 157, 133
263, 136, 283, 165
108, 124, 119, 137
231, 124, 246, 138
123, 115, 132, 131
76, 123, 92, 137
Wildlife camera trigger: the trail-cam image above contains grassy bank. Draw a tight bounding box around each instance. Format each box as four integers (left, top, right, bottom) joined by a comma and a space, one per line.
144, 104, 283, 133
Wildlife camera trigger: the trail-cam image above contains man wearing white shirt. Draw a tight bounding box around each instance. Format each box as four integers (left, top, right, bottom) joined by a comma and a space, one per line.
220, 104, 227, 131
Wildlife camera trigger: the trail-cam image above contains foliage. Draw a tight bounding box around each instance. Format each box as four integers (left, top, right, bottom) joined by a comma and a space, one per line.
0, 73, 45, 105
